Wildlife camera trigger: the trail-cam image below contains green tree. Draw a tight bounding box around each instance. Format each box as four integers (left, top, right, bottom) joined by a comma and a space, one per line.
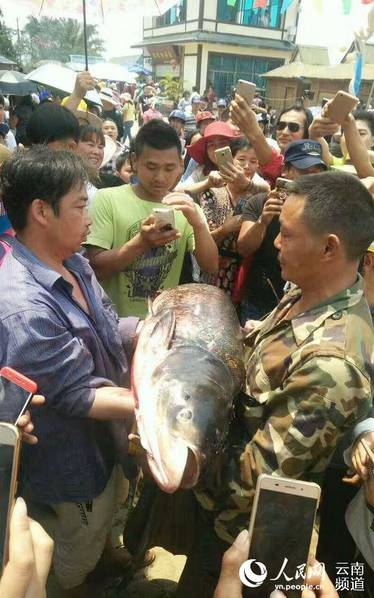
23, 16, 105, 65
0, 8, 17, 62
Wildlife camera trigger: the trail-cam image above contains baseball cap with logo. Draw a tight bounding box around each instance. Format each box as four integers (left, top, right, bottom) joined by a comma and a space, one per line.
284, 139, 327, 170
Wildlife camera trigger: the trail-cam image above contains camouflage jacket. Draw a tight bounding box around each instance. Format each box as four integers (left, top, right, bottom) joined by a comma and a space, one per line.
195, 276, 374, 543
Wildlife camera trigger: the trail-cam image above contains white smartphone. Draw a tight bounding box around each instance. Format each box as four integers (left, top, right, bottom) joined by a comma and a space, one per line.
152, 208, 176, 231
245, 474, 321, 597
215, 146, 234, 172
236, 80, 257, 106
325, 90, 358, 124
0, 423, 20, 571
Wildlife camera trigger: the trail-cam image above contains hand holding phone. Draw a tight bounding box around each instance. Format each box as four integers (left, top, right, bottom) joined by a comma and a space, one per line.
0, 367, 37, 426
324, 91, 359, 125
236, 80, 256, 106
0, 423, 20, 571
245, 474, 320, 597
214, 146, 234, 173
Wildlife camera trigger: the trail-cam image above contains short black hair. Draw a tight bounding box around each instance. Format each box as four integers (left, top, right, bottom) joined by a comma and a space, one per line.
134, 119, 182, 157
26, 103, 80, 146
0, 146, 87, 231
0, 95, 4, 107
353, 109, 374, 137
229, 137, 254, 158
79, 124, 105, 145
288, 171, 374, 260
116, 149, 130, 171
278, 105, 313, 139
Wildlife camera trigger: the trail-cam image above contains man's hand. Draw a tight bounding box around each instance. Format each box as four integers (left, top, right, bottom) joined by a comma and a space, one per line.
138, 215, 180, 249
0, 497, 54, 598
260, 191, 284, 226
162, 193, 206, 229
230, 95, 260, 137
73, 71, 96, 100
219, 162, 252, 192
17, 395, 45, 445
208, 170, 226, 189
214, 530, 249, 598
222, 215, 243, 236
309, 114, 340, 140
351, 431, 374, 480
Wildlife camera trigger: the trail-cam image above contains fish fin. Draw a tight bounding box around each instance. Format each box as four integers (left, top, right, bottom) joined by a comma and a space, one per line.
149, 309, 176, 351
147, 295, 154, 316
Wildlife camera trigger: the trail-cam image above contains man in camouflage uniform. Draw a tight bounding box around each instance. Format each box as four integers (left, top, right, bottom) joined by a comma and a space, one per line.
177, 171, 374, 597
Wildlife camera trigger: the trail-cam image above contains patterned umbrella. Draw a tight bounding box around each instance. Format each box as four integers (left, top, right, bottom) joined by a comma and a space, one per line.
0, 71, 38, 96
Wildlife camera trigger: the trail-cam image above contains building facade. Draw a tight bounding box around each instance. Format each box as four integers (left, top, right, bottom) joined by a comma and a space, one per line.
134, 0, 300, 98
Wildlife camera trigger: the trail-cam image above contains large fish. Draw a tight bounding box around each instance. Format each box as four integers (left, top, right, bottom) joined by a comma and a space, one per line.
132, 284, 245, 493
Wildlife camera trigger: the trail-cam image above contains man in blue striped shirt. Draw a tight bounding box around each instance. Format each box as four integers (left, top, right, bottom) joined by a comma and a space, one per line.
0, 147, 139, 595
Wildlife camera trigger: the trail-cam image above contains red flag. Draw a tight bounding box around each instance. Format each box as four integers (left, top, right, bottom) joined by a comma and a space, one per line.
254, 0, 268, 7
362, 0, 374, 5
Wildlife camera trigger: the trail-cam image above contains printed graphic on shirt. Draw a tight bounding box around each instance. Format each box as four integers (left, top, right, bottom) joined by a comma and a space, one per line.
124, 219, 178, 300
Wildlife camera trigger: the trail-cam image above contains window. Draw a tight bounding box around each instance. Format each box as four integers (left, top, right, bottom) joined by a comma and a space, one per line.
217, 0, 282, 29
155, 0, 186, 26
207, 53, 283, 98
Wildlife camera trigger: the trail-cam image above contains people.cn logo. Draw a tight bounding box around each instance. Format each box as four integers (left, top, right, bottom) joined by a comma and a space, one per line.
239, 559, 268, 588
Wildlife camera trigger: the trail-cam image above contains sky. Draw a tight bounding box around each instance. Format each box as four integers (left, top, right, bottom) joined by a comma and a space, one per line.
1, 0, 373, 61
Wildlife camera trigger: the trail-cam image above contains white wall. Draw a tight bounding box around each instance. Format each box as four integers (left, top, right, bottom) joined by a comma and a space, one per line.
183, 54, 198, 89
187, 0, 200, 21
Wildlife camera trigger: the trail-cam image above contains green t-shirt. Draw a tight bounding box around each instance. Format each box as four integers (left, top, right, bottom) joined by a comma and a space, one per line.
86, 184, 196, 318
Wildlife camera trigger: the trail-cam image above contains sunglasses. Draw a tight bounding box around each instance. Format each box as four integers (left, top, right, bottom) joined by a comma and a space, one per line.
276, 121, 301, 133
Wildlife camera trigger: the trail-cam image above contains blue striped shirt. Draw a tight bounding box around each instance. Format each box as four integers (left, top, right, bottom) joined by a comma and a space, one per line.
0, 237, 138, 504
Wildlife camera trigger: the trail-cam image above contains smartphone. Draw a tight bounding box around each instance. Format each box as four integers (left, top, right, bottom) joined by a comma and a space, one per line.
236, 80, 256, 106
325, 90, 358, 123
275, 177, 293, 191
0, 423, 20, 571
0, 367, 38, 426
215, 146, 234, 172
152, 208, 176, 232
245, 474, 320, 597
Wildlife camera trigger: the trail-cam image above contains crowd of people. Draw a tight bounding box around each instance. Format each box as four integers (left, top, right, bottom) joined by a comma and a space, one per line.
0, 69, 374, 598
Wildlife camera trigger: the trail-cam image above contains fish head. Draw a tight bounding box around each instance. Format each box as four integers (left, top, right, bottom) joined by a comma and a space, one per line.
145, 345, 235, 493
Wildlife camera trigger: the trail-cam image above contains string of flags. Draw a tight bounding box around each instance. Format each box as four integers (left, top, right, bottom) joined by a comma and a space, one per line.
252, 0, 374, 14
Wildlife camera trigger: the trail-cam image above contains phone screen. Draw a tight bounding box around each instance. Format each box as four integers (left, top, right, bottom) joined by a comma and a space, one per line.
0, 376, 33, 424
0, 443, 15, 567
246, 488, 317, 597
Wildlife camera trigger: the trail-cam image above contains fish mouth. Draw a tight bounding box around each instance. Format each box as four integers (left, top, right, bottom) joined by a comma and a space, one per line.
146, 438, 201, 494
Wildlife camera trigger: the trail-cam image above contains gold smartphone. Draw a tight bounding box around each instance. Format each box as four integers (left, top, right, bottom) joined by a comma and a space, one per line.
215, 146, 234, 172
236, 79, 257, 105
325, 90, 359, 123
0, 423, 21, 571
244, 474, 321, 597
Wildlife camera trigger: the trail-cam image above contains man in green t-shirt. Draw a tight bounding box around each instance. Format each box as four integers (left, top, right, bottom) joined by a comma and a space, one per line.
85, 120, 218, 317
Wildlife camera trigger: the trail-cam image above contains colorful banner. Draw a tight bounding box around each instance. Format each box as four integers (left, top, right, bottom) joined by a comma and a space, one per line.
281, 0, 296, 14
253, 0, 268, 7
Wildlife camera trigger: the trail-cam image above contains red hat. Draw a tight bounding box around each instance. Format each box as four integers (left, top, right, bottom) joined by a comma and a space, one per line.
187, 121, 242, 164
196, 111, 215, 124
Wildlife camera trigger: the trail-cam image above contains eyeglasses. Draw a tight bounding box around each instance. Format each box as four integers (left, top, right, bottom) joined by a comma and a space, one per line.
276, 121, 301, 133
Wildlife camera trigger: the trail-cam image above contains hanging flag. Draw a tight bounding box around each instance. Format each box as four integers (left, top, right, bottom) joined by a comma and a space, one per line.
227, 0, 237, 7
362, 0, 374, 5
254, 0, 267, 7
349, 51, 364, 96
281, 0, 296, 14
342, 0, 352, 14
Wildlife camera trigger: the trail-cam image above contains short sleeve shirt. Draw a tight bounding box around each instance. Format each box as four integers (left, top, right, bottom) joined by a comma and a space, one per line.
86, 185, 197, 318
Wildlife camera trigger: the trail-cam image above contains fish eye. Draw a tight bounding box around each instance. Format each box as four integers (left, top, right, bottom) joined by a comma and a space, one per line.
178, 408, 192, 422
